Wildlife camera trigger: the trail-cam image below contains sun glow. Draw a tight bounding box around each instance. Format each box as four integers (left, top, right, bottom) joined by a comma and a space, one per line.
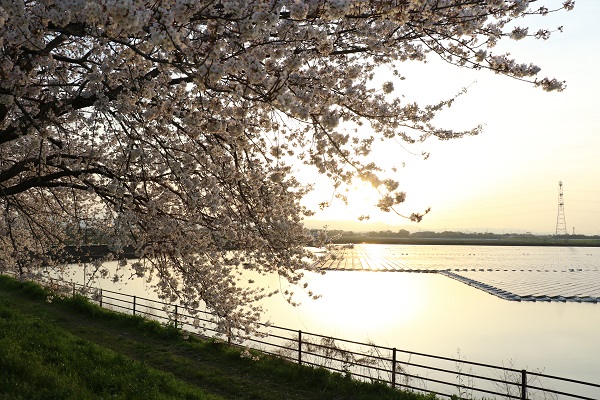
285, 270, 430, 336
305, 179, 393, 223
344, 180, 383, 220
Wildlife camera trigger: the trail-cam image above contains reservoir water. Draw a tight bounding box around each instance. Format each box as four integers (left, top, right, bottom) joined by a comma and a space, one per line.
60, 244, 600, 390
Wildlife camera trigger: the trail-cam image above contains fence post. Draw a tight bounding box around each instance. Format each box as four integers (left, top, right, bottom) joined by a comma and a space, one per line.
392, 347, 397, 388
133, 295, 136, 316
99, 289, 103, 308
521, 369, 527, 400
298, 330, 302, 365
174, 304, 178, 329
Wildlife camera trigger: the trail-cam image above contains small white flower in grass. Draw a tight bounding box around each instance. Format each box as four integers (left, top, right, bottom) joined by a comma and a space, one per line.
240, 349, 252, 359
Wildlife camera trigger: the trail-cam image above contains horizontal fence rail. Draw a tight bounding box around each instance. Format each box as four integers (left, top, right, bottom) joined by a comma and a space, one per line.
2, 270, 599, 400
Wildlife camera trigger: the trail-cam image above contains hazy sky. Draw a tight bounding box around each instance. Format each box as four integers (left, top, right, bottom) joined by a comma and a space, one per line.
303, 1, 600, 235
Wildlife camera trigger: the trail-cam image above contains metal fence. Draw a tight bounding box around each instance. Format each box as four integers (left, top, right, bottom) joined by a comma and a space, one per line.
3, 272, 599, 400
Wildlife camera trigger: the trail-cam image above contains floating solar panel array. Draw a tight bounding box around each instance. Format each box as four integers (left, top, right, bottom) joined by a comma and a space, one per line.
313, 244, 600, 303
440, 270, 600, 303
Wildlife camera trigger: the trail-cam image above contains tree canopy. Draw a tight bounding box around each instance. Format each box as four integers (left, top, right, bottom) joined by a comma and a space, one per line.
0, 0, 572, 334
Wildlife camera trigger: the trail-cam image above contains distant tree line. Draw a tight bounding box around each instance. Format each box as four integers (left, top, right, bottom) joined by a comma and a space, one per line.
310, 229, 600, 245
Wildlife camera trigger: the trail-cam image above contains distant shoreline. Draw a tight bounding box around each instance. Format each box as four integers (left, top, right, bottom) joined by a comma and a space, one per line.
62, 245, 137, 262
63, 238, 600, 263
330, 237, 600, 247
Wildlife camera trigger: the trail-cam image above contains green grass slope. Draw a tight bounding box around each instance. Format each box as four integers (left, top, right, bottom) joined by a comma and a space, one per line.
0, 275, 432, 400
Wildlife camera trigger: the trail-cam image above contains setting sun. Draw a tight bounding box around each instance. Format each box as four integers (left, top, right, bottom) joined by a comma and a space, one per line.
343, 181, 384, 221
306, 178, 406, 225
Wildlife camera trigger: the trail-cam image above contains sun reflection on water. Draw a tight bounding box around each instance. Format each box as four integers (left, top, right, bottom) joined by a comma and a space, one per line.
260, 270, 433, 339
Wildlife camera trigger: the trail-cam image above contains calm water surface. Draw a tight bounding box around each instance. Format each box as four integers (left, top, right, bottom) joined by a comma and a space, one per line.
263, 269, 600, 385
64, 244, 600, 385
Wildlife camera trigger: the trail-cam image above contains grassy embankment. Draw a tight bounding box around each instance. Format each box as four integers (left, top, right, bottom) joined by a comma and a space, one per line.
0, 275, 433, 400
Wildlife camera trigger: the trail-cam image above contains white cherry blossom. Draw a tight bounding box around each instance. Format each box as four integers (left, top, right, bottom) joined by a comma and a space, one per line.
0, 0, 572, 335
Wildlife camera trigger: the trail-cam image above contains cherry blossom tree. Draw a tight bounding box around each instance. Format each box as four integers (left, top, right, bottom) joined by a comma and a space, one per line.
0, 0, 572, 333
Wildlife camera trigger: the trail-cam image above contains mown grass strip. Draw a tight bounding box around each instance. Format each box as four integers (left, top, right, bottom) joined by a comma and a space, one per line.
0, 296, 222, 400
0, 275, 435, 400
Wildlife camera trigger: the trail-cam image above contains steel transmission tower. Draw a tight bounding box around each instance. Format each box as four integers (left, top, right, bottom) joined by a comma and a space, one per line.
556, 181, 568, 235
